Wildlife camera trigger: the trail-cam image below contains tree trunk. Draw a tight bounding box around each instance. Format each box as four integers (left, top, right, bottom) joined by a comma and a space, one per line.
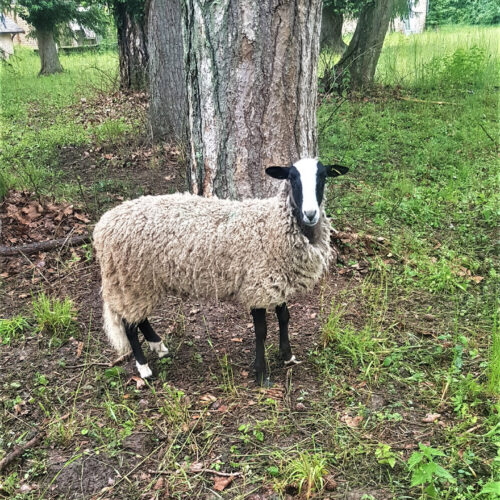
320, 7, 346, 53
36, 30, 63, 76
335, 0, 394, 89
115, 3, 149, 90
148, 0, 186, 142
182, 0, 322, 199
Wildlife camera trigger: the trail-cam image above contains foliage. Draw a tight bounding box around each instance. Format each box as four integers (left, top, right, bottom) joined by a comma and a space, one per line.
427, 0, 500, 27
0, 315, 30, 344
32, 292, 77, 345
14, 1, 107, 35
323, 0, 411, 20
407, 443, 456, 497
284, 451, 329, 499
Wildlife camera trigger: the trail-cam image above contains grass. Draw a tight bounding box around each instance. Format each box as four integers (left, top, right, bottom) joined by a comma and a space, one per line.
0, 25, 499, 499
32, 292, 77, 346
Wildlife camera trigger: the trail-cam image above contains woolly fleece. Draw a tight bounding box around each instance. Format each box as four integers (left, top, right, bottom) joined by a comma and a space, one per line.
93, 184, 332, 325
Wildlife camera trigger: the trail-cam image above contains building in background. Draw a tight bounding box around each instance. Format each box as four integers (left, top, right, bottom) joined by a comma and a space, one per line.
0, 14, 24, 59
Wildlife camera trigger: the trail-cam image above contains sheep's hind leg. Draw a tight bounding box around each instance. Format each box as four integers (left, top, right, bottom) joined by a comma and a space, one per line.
138, 318, 169, 358
251, 308, 272, 387
276, 303, 298, 366
124, 320, 152, 378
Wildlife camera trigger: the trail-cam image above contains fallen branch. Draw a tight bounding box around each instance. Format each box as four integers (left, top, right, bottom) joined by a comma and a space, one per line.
65, 351, 132, 370
151, 468, 241, 478
0, 235, 91, 257
0, 434, 42, 472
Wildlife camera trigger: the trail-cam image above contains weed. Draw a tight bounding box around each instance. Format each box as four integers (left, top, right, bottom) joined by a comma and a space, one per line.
284, 450, 330, 499
375, 443, 398, 468
32, 293, 77, 346
0, 314, 30, 344
408, 443, 456, 498
489, 310, 500, 395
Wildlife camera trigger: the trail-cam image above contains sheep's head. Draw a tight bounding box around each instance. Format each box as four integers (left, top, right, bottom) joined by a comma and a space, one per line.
266, 158, 348, 227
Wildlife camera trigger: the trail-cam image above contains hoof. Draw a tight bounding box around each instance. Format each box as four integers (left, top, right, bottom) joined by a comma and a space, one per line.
256, 373, 273, 388
149, 341, 169, 358
136, 362, 153, 379
284, 355, 299, 366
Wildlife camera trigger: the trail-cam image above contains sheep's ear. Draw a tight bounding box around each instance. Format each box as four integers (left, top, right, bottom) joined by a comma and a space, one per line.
325, 164, 349, 177
266, 166, 291, 179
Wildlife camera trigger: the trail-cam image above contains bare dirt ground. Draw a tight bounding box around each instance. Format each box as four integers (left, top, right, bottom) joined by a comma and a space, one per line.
0, 186, 447, 499
1, 92, 494, 499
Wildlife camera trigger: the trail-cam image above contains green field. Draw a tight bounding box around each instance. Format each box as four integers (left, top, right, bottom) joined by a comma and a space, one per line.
0, 27, 499, 499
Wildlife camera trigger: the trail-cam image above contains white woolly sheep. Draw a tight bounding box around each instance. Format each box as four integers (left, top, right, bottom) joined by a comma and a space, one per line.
93, 158, 348, 384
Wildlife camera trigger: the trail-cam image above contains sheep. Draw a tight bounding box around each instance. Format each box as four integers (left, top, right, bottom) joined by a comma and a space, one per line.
93, 158, 348, 385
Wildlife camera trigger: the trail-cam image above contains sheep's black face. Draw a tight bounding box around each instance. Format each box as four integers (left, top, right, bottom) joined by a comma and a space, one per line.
266, 159, 349, 227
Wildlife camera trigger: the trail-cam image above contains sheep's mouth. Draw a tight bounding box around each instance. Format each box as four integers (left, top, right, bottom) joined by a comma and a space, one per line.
302, 218, 319, 227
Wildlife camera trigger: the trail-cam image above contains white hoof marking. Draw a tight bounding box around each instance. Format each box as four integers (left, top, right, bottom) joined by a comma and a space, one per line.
284, 355, 299, 366
136, 362, 153, 379
149, 341, 169, 358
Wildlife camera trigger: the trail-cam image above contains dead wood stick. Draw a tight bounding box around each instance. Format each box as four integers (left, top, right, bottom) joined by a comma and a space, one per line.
65, 351, 132, 370
151, 468, 241, 477
0, 235, 91, 257
0, 434, 42, 472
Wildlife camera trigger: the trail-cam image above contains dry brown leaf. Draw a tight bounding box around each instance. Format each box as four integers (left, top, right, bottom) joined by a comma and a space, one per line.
189, 462, 204, 473
341, 415, 364, 428
153, 477, 164, 490
422, 413, 441, 423
470, 276, 484, 284
200, 394, 217, 405
76, 341, 84, 359
127, 376, 146, 389
213, 475, 234, 492
74, 212, 90, 223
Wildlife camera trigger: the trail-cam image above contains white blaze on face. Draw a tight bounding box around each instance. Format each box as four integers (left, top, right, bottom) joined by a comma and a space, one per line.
294, 158, 319, 226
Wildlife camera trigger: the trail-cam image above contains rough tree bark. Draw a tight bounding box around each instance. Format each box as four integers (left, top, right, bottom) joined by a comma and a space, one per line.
335, 0, 394, 89
320, 7, 346, 53
115, 3, 149, 90
36, 30, 63, 76
182, 0, 322, 199
148, 0, 186, 142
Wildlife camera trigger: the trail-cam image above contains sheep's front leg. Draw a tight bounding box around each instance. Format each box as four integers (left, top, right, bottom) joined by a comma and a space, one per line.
123, 320, 152, 379
138, 318, 169, 358
276, 303, 297, 365
251, 308, 270, 386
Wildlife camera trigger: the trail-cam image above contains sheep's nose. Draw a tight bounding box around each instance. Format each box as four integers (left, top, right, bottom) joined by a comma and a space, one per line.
304, 210, 317, 222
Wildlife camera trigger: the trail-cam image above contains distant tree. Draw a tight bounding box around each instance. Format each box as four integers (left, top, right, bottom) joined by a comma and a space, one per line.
427, 0, 500, 27
108, 0, 150, 89
9, 1, 105, 75
321, 0, 369, 53
334, 0, 409, 90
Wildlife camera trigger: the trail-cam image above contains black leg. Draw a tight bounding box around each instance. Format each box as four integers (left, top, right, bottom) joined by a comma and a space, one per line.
124, 320, 152, 378
276, 303, 292, 361
138, 318, 169, 358
251, 308, 269, 386
138, 318, 161, 342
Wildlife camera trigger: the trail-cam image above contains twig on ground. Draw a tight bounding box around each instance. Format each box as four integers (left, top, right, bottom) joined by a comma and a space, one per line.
151, 468, 241, 477
0, 435, 42, 471
65, 351, 132, 370
0, 235, 91, 256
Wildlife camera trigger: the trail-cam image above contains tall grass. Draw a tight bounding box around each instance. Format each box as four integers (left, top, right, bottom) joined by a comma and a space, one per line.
377, 26, 500, 91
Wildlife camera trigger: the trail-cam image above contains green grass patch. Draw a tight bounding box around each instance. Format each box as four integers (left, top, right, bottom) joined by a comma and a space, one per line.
32, 292, 77, 346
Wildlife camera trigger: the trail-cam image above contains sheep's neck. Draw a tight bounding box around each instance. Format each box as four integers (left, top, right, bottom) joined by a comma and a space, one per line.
292, 207, 322, 244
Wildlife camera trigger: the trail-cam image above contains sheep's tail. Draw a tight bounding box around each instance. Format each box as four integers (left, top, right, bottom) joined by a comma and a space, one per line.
102, 301, 130, 355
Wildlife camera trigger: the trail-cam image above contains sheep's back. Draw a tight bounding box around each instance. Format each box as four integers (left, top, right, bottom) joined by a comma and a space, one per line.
93, 193, 286, 317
